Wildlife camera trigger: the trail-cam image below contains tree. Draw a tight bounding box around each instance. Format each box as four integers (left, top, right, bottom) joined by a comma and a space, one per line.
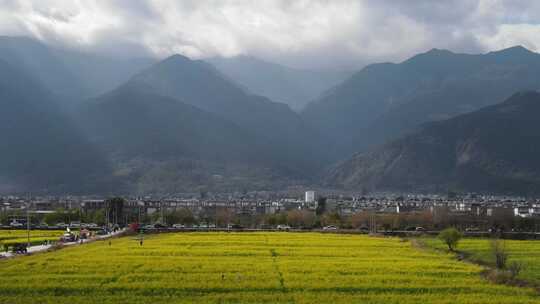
215, 208, 235, 227
490, 238, 508, 269
321, 212, 342, 227
438, 227, 462, 251
105, 197, 125, 225
315, 197, 327, 216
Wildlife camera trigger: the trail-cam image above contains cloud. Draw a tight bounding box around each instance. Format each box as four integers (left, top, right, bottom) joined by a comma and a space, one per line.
1, 0, 540, 68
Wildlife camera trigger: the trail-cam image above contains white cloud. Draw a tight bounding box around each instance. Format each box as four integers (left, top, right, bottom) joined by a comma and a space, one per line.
1, 0, 540, 68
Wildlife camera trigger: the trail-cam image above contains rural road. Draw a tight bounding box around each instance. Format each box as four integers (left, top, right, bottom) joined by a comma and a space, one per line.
0, 229, 126, 259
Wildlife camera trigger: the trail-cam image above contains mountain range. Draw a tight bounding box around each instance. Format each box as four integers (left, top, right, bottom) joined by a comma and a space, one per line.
325, 91, 540, 195
207, 55, 351, 111
77, 55, 323, 193
0, 57, 112, 193
2, 35, 540, 195
302, 46, 540, 160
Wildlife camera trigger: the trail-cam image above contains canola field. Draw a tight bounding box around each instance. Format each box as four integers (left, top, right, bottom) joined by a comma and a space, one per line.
0, 232, 538, 304
424, 237, 540, 285
0, 230, 64, 248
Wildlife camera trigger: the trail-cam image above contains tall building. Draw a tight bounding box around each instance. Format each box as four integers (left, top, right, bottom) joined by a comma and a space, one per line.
305, 191, 315, 203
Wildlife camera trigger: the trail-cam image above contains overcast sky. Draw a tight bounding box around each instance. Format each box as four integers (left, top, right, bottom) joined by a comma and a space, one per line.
2, 0, 540, 69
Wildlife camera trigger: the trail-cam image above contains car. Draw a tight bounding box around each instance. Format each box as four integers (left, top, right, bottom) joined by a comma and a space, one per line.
415, 227, 426, 232
172, 224, 185, 229
276, 224, 291, 231
56, 222, 67, 228
9, 221, 23, 228
96, 229, 109, 236
208, 224, 216, 229
227, 224, 243, 229
323, 225, 338, 231
60, 232, 76, 243
143, 224, 155, 230
70, 221, 81, 228
12, 243, 27, 254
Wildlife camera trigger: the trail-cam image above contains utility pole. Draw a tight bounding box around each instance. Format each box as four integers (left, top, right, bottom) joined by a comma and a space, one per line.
26, 196, 30, 247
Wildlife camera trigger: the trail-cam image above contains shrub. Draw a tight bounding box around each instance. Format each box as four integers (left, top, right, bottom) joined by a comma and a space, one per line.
508, 261, 522, 279
438, 227, 462, 251
490, 238, 508, 269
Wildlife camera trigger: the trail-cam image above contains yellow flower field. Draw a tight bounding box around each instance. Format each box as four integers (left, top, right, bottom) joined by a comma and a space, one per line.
0, 230, 64, 248
0, 232, 538, 303
424, 237, 540, 285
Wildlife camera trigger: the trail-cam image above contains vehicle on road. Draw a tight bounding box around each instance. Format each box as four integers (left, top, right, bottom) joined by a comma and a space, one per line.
11, 243, 27, 254
276, 224, 291, 231
172, 224, 185, 229
60, 232, 76, 243
227, 224, 243, 229
9, 221, 23, 228
323, 225, 338, 231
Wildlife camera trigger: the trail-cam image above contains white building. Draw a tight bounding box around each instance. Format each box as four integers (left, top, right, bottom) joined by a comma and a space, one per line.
305, 191, 315, 203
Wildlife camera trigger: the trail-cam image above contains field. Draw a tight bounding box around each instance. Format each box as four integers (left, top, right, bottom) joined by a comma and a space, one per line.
0, 230, 64, 248
423, 237, 540, 285
0, 232, 538, 304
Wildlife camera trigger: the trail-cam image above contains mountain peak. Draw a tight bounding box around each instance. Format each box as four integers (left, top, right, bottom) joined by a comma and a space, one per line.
488, 45, 536, 57
161, 53, 193, 64
403, 48, 458, 65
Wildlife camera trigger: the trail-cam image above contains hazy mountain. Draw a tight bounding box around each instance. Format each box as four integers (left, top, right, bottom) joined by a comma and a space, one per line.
0, 36, 154, 105
0, 58, 111, 194
207, 55, 351, 111
128, 54, 326, 170
76, 54, 328, 193
0, 36, 85, 100
302, 46, 540, 160
79, 83, 296, 193
325, 91, 540, 195
55, 50, 155, 98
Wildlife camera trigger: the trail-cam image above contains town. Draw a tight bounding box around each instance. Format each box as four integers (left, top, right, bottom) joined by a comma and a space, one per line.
2, 191, 540, 234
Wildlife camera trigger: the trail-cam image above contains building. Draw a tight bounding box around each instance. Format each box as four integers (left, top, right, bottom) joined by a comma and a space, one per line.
305, 191, 315, 203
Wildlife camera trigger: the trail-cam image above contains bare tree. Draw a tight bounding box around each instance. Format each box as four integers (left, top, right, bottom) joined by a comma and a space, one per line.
490, 238, 508, 269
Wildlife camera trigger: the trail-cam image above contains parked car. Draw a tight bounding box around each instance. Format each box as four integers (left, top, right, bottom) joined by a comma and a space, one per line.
96, 229, 109, 236
227, 224, 243, 229
56, 222, 67, 228
70, 221, 81, 228
415, 227, 426, 232
12, 243, 27, 254
276, 224, 291, 231
172, 224, 185, 229
323, 225, 338, 231
9, 221, 23, 228
60, 232, 76, 243
208, 224, 216, 229
143, 225, 155, 230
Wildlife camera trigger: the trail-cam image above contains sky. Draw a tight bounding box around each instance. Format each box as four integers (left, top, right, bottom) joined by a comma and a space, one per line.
1, 0, 540, 69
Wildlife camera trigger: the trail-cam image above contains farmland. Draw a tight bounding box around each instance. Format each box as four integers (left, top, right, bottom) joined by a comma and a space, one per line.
0, 230, 64, 248
0, 232, 538, 304
423, 237, 540, 285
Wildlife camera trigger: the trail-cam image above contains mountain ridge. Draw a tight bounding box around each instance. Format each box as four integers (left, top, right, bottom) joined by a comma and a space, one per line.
325, 91, 540, 194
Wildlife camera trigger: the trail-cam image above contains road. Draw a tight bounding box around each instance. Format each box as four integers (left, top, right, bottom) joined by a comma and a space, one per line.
0, 229, 126, 259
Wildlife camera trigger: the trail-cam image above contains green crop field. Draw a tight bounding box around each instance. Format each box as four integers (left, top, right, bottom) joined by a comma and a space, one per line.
423, 237, 540, 285
0, 230, 64, 248
0, 232, 538, 304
